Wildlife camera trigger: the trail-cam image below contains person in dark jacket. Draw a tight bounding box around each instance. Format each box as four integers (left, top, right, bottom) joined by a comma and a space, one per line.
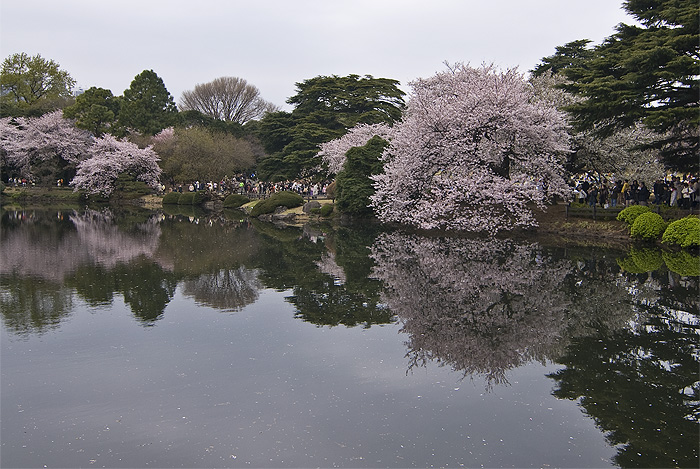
638, 181, 650, 206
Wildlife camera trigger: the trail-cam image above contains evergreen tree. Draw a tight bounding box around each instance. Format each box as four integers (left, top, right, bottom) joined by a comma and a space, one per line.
116, 70, 178, 136
562, 0, 699, 171
335, 135, 388, 216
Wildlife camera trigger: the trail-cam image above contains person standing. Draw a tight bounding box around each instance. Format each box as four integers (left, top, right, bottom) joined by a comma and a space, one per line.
638, 182, 650, 206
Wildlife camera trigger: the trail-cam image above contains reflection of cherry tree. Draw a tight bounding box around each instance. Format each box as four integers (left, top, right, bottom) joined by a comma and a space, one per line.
371, 232, 573, 385
181, 267, 262, 312
69, 209, 161, 268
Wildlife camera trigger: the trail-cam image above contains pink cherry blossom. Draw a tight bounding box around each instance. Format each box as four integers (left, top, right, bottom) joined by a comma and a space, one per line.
371, 63, 572, 234
317, 123, 393, 174
71, 135, 161, 196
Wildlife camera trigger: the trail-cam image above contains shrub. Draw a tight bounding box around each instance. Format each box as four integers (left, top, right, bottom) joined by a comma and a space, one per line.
662, 250, 700, 277
616, 205, 651, 227
223, 193, 250, 208
162, 192, 180, 204
192, 190, 208, 205
178, 192, 195, 205
662, 216, 700, 248
250, 191, 304, 217
320, 204, 334, 217
630, 212, 666, 240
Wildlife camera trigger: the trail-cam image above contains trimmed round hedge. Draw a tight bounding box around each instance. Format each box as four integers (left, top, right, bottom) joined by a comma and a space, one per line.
662, 216, 700, 248
177, 192, 195, 205
162, 192, 180, 204
250, 191, 304, 217
630, 212, 667, 240
319, 204, 334, 217
223, 193, 250, 208
616, 205, 651, 227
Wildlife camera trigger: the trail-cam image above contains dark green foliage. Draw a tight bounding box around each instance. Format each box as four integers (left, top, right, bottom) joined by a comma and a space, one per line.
531, 39, 594, 76
319, 204, 334, 217
617, 205, 651, 226
178, 192, 195, 205
112, 173, 152, 199
250, 191, 303, 217
335, 136, 388, 216
256, 75, 404, 180
63, 87, 119, 136
630, 212, 667, 240
223, 193, 250, 208
192, 190, 208, 205
162, 192, 180, 204
560, 0, 699, 171
662, 216, 700, 248
116, 70, 178, 136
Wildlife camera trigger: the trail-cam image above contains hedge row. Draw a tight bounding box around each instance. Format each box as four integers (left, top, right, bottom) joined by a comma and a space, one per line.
617, 206, 699, 248
162, 191, 209, 206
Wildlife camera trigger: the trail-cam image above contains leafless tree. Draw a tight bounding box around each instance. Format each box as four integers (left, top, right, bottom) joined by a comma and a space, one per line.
179, 76, 277, 123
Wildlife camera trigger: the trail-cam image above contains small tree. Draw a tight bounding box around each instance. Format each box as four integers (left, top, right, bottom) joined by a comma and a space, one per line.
335, 136, 388, 216
71, 135, 161, 196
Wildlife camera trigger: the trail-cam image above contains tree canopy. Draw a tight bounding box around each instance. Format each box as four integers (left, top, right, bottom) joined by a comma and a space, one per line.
559, 0, 699, 172
116, 70, 178, 136
0, 53, 76, 117
63, 87, 120, 136
179, 76, 277, 124
371, 63, 571, 234
256, 74, 405, 180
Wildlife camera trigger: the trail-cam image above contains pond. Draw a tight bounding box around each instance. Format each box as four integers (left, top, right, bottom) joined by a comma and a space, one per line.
1, 207, 698, 468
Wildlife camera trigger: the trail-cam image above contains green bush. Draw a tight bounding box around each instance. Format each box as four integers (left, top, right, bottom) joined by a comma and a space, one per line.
616, 205, 651, 226
178, 192, 195, 205
662, 250, 700, 277
320, 204, 334, 217
192, 190, 208, 205
630, 212, 667, 240
223, 193, 250, 208
250, 191, 304, 217
162, 192, 180, 204
662, 216, 700, 248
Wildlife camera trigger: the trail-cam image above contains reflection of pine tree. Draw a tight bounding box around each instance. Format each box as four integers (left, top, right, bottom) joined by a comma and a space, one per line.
548, 312, 699, 468
371, 233, 573, 386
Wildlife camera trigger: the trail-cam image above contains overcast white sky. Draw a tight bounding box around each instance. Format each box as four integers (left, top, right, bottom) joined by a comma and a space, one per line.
0, 0, 632, 111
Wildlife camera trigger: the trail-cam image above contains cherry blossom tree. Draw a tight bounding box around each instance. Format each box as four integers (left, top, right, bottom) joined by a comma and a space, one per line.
317, 123, 393, 174
70, 135, 161, 196
371, 63, 572, 233
0, 111, 92, 181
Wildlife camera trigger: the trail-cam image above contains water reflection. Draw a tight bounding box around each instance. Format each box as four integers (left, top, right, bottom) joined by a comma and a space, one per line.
1, 208, 698, 467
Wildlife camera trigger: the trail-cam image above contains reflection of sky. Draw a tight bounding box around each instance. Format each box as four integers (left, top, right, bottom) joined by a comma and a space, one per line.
1, 287, 614, 468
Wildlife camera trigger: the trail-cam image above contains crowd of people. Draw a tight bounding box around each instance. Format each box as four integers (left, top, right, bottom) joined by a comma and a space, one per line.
170, 174, 333, 199
574, 176, 699, 209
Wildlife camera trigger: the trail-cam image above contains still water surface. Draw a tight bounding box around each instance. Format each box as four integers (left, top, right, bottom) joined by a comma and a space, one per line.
1, 207, 698, 468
